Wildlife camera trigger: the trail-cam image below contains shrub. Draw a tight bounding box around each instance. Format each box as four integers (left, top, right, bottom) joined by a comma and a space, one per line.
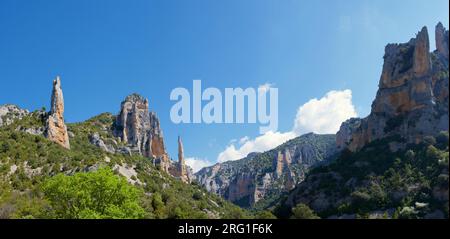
256, 210, 277, 219
423, 136, 436, 146
436, 131, 449, 149
291, 204, 320, 219
405, 150, 415, 161
193, 191, 203, 201
41, 167, 145, 219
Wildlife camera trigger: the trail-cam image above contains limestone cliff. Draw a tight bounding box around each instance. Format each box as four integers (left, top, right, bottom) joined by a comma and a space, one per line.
195, 133, 337, 208
112, 93, 192, 182
436, 22, 449, 59
45, 76, 70, 149
114, 94, 166, 157
113, 94, 171, 170
337, 24, 449, 152
284, 24, 449, 219
274, 150, 296, 190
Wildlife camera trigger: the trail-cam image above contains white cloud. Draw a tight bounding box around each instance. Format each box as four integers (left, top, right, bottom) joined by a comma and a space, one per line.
217, 131, 296, 163
228, 138, 237, 144
293, 89, 357, 135
216, 89, 357, 163
185, 157, 214, 173
239, 136, 250, 144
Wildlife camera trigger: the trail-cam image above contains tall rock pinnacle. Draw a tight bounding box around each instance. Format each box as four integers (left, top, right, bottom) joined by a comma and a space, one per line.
45, 76, 70, 149
413, 26, 431, 77
178, 136, 186, 175
436, 22, 449, 59
177, 136, 189, 182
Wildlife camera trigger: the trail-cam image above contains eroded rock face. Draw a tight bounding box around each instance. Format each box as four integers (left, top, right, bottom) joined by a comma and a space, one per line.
337, 24, 449, 152
113, 93, 193, 181
89, 133, 115, 153
45, 77, 70, 149
195, 133, 337, 208
0, 104, 29, 127
177, 136, 190, 183
114, 94, 169, 164
227, 172, 257, 205
413, 27, 431, 77
274, 150, 291, 178
274, 150, 296, 190
436, 22, 449, 59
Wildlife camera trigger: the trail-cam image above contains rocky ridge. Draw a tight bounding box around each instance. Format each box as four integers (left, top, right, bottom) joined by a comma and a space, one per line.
195, 133, 337, 208
337, 23, 449, 152
282, 23, 449, 219
0, 78, 191, 184
0, 110, 247, 219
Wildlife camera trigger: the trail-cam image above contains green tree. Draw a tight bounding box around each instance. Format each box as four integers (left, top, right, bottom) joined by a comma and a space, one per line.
255, 210, 277, 219
41, 167, 145, 219
405, 150, 415, 161
291, 204, 320, 219
423, 136, 436, 146
436, 131, 449, 149
426, 145, 440, 161
151, 192, 166, 218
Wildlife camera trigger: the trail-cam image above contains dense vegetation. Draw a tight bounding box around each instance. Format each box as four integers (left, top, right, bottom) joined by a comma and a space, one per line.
291, 204, 320, 219
0, 111, 250, 219
276, 133, 449, 219
1, 109, 448, 219
41, 167, 146, 219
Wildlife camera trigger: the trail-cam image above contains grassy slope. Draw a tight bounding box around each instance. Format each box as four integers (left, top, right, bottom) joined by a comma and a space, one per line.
0, 111, 250, 219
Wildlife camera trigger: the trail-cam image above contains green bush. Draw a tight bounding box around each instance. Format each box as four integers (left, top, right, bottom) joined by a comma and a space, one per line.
291, 204, 320, 219
255, 210, 277, 219
41, 167, 146, 219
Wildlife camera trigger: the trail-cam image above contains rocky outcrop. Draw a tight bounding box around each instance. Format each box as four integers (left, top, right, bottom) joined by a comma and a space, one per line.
89, 133, 115, 153
112, 93, 192, 182
195, 133, 337, 208
436, 22, 449, 59
413, 27, 431, 77
114, 94, 166, 157
227, 172, 257, 205
0, 104, 29, 127
337, 24, 449, 152
274, 150, 292, 178
170, 136, 190, 183
274, 150, 295, 190
113, 94, 170, 169
45, 76, 70, 149
178, 136, 185, 174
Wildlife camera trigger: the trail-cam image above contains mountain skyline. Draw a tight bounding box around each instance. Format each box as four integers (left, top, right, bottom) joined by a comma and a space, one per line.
1, 0, 448, 172
0, 1, 448, 221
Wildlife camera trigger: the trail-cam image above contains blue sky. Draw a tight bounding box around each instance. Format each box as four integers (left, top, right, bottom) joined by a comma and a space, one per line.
0, 0, 448, 171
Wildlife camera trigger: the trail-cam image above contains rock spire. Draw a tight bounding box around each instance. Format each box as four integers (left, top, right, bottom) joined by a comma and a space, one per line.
45, 76, 70, 149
